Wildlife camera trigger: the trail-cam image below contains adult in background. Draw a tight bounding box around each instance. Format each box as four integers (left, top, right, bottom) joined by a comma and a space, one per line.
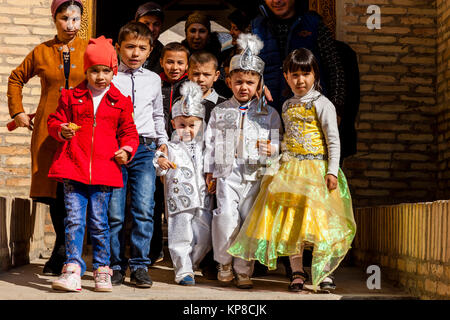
181, 11, 223, 65
182, 11, 228, 99
222, 9, 251, 72
215, 9, 251, 98
252, 0, 345, 116
135, 2, 165, 75
7, 0, 88, 276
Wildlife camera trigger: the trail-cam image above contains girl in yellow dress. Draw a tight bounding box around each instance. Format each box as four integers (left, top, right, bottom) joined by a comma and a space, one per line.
227, 48, 356, 292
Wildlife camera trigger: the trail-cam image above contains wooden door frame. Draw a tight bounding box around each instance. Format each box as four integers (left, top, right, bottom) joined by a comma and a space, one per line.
79, 0, 96, 40
310, 0, 336, 36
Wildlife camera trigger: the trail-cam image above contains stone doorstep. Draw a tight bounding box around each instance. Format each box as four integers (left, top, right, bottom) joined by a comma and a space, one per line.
0, 257, 415, 300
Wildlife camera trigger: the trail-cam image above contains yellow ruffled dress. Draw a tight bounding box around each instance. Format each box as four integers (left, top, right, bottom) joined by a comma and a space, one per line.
227, 98, 356, 290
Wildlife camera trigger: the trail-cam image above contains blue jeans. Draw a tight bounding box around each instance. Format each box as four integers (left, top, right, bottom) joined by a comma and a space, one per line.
108, 142, 157, 272
63, 179, 112, 276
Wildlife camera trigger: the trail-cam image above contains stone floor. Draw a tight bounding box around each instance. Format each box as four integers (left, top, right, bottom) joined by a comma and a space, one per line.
0, 256, 414, 300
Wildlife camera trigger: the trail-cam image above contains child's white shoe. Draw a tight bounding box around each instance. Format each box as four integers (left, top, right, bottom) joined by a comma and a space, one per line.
52, 263, 82, 292
217, 263, 234, 282
93, 266, 113, 292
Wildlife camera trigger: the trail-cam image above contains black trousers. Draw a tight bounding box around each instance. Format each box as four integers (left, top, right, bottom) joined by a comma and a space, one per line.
149, 177, 164, 262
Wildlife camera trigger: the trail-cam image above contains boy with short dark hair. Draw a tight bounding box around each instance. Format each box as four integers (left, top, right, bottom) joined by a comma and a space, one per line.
108, 21, 168, 288
160, 42, 190, 136
188, 51, 227, 123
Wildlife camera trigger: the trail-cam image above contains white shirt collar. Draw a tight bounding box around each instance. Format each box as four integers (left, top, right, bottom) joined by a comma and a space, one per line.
118, 62, 144, 74
203, 88, 219, 103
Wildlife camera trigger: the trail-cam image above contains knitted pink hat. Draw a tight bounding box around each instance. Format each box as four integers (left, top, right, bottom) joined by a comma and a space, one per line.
51, 0, 83, 18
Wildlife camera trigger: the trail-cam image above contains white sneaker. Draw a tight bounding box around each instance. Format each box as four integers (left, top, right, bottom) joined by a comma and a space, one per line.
52, 263, 82, 292
93, 266, 113, 292
217, 263, 234, 282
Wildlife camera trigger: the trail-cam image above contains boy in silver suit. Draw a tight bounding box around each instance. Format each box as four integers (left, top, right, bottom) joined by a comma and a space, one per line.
153, 81, 213, 286
204, 34, 282, 289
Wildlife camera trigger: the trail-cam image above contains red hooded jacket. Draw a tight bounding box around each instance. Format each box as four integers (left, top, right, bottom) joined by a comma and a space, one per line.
47, 81, 139, 187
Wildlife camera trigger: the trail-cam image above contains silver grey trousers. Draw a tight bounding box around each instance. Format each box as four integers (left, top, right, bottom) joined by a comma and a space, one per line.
212, 163, 261, 276
168, 208, 212, 282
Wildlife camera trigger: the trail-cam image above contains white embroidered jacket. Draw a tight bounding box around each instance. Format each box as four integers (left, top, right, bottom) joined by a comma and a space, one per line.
204, 97, 282, 180
153, 139, 213, 215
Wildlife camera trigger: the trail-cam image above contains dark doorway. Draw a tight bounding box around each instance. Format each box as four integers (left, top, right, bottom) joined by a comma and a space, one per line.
95, 1, 145, 42
95, 1, 310, 44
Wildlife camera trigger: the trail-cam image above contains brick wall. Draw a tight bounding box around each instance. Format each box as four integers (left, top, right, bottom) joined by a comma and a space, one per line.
0, 0, 446, 208
0, 0, 55, 254
339, 0, 440, 207
0, 0, 53, 198
352, 201, 450, 299
436, 0, 450, 198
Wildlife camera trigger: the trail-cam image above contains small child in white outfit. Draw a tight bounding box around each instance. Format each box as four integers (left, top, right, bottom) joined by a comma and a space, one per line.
153, 81, 213, 285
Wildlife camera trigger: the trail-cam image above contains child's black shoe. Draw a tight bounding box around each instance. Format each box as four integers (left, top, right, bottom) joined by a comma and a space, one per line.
319, 274, 336, 291
111, 270, 125, 286
288, 270, 309, 292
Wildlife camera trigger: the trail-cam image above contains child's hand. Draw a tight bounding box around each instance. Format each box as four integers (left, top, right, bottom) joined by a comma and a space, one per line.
325, 174, 338, 191
114, 148, 129, 165
157, 157, 176, 170
206, 173, 216, 194
257, 139, 274, 156
157, 144, 168, 156
60, 124, 75, 140
255, 85, 273, 103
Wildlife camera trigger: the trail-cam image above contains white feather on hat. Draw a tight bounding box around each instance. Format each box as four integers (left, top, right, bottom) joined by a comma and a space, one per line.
236, 33, 264, 56
172, 81, 205, 119
230, 33, 265, 75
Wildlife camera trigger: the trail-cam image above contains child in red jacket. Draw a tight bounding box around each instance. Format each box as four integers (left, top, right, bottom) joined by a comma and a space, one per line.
47, 36, 139, 293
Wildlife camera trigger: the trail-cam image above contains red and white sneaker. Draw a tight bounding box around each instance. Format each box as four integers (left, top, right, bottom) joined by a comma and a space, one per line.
93, 266, 113, 292
52, 263, 82, 292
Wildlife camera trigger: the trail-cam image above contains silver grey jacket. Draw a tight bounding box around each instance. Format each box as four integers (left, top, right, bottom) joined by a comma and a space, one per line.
204, 97, 282, 181
154, 140, 213, 215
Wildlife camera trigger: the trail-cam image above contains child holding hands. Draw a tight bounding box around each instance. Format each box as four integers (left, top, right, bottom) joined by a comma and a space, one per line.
228, 48, 356, 292
154, 81, 213, 286
47, 36, 139, 292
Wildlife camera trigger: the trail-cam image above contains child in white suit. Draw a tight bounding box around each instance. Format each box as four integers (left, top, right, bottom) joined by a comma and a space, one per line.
204, 34, 282, 289
154, 81, 213, 285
